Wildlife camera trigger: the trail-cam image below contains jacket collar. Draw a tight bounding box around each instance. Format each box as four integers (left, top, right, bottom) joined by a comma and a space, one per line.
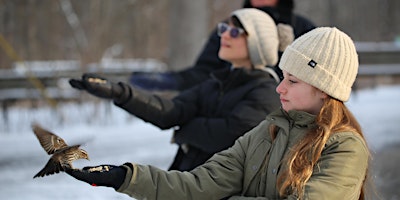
211, 67, 271, 88
267, 108, 317, 134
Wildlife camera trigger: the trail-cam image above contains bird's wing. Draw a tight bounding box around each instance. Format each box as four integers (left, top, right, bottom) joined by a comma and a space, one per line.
33, 157, 64, 178
31, 123, 68, 155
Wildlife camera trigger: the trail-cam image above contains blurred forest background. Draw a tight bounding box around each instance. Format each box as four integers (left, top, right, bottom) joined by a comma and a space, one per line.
0, 0, 399, 71
0, 2, 400, 199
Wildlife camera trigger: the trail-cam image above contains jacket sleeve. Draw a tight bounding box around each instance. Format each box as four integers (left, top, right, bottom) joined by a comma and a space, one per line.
174, 81, 279, 153
116, 127, 264, 200
114, 82, 198, 130
300, 132, 369, 200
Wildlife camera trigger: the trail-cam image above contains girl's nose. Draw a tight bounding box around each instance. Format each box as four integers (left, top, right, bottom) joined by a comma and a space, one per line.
276, 81, 285, 94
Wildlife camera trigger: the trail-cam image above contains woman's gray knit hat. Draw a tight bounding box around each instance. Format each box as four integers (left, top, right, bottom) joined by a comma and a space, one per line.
232, 8, 294, 69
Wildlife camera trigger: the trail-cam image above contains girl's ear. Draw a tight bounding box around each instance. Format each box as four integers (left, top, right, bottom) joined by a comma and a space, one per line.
320, 91, 328, 99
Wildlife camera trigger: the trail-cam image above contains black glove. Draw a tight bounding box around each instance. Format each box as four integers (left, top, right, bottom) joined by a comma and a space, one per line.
69, 73, 124, 99
66, 164, 129, 190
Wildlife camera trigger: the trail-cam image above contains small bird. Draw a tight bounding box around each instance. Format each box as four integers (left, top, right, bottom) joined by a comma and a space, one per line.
32, 123, 90, 178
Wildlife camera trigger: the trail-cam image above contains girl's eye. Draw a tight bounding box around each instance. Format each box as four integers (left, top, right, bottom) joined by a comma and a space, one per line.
289, 79, 297, 84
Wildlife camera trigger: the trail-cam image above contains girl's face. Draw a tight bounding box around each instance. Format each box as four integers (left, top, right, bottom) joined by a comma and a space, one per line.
276, 70, 327, 115
218, 23, 252, 69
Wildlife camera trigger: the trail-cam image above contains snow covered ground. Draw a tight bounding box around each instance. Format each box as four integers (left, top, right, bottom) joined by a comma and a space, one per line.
0, 101, 178, 200
0, 84, 399, 199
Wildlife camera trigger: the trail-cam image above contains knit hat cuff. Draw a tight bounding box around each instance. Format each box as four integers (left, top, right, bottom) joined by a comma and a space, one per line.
280, 46, 352, 101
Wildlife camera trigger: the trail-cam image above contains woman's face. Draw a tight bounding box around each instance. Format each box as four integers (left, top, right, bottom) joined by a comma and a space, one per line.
218, 23, 251, 69
276, 70, 327, 115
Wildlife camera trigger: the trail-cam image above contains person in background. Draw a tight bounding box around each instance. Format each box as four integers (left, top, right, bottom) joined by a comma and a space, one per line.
130, 0, 315, 91
69, 9, 293, 171
66, 27, 370, 200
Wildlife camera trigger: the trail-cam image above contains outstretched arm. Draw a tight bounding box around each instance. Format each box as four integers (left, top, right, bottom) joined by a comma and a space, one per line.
69, 73, 188, 129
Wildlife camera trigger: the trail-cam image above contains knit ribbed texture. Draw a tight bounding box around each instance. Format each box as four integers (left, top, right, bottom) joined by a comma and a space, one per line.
279, 27, 358, 101
232, 8, 279, 69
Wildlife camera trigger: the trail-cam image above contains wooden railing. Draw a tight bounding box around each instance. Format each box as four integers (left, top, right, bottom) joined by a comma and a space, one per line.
0, 59, 167, 102
355, 42, 400, 89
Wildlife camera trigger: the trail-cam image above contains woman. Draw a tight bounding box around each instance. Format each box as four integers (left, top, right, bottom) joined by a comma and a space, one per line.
129, 0, 315, 91
67, 22, 369, 200
69, 8, 292, 171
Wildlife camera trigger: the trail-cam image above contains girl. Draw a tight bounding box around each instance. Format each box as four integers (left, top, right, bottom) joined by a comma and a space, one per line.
67, 16, 369, 200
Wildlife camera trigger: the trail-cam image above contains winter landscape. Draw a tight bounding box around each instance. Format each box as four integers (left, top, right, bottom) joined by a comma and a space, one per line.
1, 84, 400, 199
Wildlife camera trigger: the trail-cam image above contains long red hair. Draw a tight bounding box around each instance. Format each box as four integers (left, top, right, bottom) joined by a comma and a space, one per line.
271, 97, 369, 199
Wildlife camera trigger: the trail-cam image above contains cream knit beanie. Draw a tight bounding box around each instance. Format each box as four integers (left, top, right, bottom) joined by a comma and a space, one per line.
232, 8, 279, 69
279, 27, 358, 102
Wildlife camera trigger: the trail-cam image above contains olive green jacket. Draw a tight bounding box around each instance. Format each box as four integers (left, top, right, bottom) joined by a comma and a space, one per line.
117, 109, 369, 200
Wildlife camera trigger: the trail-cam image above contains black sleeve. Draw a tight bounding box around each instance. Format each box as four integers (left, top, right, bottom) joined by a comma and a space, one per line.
114, 82, 199, 130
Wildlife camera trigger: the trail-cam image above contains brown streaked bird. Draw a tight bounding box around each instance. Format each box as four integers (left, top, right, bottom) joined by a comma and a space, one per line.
32, 123, 90, 178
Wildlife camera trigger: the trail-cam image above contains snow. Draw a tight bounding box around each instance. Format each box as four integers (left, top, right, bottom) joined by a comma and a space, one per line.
348, 85, 400, 151
1, 84, 400, 199
1, 101, 177, 200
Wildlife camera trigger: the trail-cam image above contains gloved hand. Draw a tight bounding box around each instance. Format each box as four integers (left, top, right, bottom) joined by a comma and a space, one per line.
129, 71, 179, 91
66, 164, 129, 190
69, 73, 124, 99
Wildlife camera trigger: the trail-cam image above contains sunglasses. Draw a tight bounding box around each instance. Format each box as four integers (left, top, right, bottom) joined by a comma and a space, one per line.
217, 23, 245, 38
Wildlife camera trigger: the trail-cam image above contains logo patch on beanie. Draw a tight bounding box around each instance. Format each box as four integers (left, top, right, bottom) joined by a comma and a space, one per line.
308, 60, 317, 68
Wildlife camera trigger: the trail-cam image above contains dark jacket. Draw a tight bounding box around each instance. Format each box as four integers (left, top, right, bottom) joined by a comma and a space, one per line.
118, 109, 369, 199
175, 1, 316, 90
243, 0, 316, 37
116, 67, 280, 171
